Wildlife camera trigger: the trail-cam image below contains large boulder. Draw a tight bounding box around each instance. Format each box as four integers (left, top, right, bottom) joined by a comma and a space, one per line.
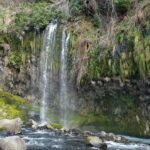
0, 118, 23, 134
86, 135, 107, 149
86, 135, 102, 147
0, 136, 26, 150
0, 43, 10, 55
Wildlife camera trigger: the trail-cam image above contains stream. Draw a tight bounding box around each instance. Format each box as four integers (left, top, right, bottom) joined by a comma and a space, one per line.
1, 128, 149, 150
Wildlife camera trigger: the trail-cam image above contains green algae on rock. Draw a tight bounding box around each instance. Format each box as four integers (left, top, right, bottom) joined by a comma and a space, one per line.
0, 90, 30, 120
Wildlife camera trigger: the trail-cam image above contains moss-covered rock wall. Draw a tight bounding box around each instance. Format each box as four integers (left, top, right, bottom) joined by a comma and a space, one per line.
0, 90, 30, 120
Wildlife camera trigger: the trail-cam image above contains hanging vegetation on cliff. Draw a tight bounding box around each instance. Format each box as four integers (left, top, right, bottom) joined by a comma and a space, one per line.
68, 0, 150, 84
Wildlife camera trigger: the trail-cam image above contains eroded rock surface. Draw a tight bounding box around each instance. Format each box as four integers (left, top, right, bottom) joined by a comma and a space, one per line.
0, 136, 26, 150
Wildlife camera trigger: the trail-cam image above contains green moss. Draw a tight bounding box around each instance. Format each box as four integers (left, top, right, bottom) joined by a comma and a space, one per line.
49, 123, 64, 130
68, 94, 150, 137
69, 113, 149, 137
0, 90, 30, 120
0, 126, 7, 131
69, 0, 85, 16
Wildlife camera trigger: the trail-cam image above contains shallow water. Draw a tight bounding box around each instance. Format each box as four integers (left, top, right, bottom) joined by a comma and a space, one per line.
0, 128, 150, 150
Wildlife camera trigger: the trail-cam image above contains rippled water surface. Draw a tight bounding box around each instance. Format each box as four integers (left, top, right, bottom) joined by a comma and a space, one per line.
0, 128, 150, 150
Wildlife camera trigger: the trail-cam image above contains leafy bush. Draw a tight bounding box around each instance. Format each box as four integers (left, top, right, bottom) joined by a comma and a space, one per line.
8, 52, 22, 69
69, 0, 85, 16
114, 0, 133, 15
86, 22, 150, 81
12, 2, 64, 32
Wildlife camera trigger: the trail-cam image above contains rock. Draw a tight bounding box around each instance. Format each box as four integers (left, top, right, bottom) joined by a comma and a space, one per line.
0, 44, 10, 55
83, 130, 94, 136
97, 81, 103, 86
60, 127, 68, 133
99, 143, 107, 150
91, 81, 96, 86
86, 136, 103, 147
68, 128, 82, 136
101, 132, 127, 143
100, 131, 107, 137
46, 124, 55, 130
29, 119, 38, 129
115, 136, 122, 141
108, 133, 116, 140
104, 77, 111, 82
84, 0, 98, 15
0, 136, 26, 150
37, 122, 47, 130
0, 118, 23, 134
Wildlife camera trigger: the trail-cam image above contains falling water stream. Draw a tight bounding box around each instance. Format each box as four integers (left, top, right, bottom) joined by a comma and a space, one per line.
39, 20, 72, 127
60, 28, 70, 128
40, 21, 57, 123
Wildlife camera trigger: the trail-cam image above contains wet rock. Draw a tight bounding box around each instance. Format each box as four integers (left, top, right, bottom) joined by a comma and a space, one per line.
0, 118, 23, 134
91, 81, 96, 86
99, 132, 128, 143
0, 136, 26, 150
83, 130, 95, 136
86, 135, 103, 147
29, 119, 38, 129
97, 80, 103, 86
68, 128, 82, 136
106, 133, 121, 141
37, 122, 47, 130
60, 127, 68, 133
104, 77, 111, 82
99, 143, 107, 150
46, 124, 55, 130
100, 131, 107, 137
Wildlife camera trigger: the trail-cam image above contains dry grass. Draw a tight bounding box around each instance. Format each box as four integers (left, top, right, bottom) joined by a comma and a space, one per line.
68, 19, 97, 85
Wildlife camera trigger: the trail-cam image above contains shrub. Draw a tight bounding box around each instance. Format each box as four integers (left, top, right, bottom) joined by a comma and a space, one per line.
114, 0, 133, 15
8, 52, 22, 69
12, 2, 64, 32
69, 0, 85, 16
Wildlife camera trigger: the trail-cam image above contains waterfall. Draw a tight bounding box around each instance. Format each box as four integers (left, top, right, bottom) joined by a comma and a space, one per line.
40, 21, 57, 124
39, 21, 74, 127
60, 28, 70, 128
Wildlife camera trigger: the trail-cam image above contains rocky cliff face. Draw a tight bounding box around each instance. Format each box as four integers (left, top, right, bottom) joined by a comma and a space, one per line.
75, 78, 150, 136
0, 44, 40, 102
